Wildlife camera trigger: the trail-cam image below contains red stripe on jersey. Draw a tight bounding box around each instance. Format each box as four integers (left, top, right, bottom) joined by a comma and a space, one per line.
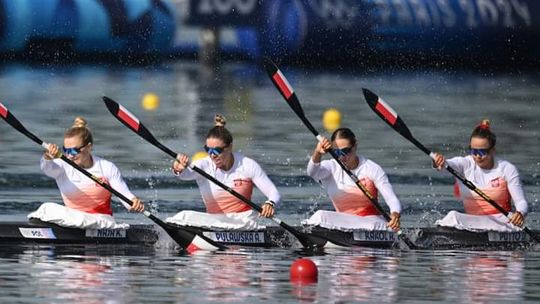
118, 105, 140, 131
375, 99, 397, 125
0, 103, 8, 119
272, 70, 293, 99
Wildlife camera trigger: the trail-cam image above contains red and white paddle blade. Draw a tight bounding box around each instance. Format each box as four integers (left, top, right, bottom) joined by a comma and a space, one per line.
363, 88, 416, 141
264, 58, 294, 98
264, 58, 306, 116
103, 96, 142, 132
117, 104, 141, 132
270, 68, 294, 100
186, 235, 223, 253
0, 102, 9, 119
362, 88, 398, 126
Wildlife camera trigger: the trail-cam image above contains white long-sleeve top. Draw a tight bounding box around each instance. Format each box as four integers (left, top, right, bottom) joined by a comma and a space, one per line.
40, 155, 134, 215
446, 155, 528, 215
176, 152, 281, 214
307, 155, 401, 215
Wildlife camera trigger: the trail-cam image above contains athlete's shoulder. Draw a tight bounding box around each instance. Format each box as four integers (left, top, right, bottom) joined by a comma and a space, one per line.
497, 159, 518, 173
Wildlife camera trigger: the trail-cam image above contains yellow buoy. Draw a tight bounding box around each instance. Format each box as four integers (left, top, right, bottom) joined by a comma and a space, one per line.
141, 93, 160, 111
191, 151, 208, 161
322, 108, 342, 132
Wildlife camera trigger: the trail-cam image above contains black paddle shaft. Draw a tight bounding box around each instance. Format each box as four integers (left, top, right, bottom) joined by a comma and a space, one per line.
362, 88, 540, 244
102, 96, 345, 249
150, 140, 339, 248
0, 104, 226, 250
290, 102, 418, 248
404, 124, 513, 218
263, 60, 416, 249
303, 109, 391, 222
144, 139, 268, 215
415, 141, 540, 242
263, 60, 391, 222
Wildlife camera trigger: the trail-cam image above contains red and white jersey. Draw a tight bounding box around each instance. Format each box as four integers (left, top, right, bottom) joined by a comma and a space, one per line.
40, 155, 135, 215
307, 155, 401, 216
177, 153, 281, 214
447, 156, 528, 215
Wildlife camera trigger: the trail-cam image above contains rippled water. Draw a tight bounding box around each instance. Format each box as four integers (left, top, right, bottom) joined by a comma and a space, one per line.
0, 61, 539, 302
2, 245, 540, 303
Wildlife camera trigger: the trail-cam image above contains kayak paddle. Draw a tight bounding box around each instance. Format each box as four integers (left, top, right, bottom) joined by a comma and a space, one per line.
0, 101, 226, 252
103, 96, 349, 249
264, 58, 417, 250
362, 88, 540, 243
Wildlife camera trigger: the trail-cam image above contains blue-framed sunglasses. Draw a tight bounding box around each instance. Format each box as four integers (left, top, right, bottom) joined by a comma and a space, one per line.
332, 146, 353, 157
62, 143, 88, 156
469, 147, 491, 157
204, 145, 227, 156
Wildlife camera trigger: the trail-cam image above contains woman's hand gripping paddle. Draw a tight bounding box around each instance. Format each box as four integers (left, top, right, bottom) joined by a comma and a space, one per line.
0, 101, 226, 253
263, 59, 417, 250
103, 96, 351, 250
362, 88, 540, 244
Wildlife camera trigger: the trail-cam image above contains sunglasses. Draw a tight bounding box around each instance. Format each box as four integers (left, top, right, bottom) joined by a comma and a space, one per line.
62, 143, 88, 156
204, 145, 227, 156
332, 146, 353, 157
469, 147, 491, 157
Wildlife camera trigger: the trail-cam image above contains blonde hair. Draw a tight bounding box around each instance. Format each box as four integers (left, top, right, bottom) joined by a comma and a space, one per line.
207, 114, 232, 145
214, 114, 226, 127
65, 116, 93, 145
72, 116, 88, 128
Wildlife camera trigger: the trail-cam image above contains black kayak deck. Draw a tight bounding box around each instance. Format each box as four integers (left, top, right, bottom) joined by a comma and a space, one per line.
171, 224, 538, 250
0, 220, 158, 245
1, 220, 536, 250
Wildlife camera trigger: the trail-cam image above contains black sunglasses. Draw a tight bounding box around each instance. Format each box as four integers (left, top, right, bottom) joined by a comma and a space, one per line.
204, 145, 227, 156
332, 146, 353, 157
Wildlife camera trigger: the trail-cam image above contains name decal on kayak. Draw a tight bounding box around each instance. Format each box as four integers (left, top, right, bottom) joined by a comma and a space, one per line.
353, 230, 396, 242
203, 231, 265, 243
19, 228, 57, 239
488, 231, 528, 242
86, 229, 127, 238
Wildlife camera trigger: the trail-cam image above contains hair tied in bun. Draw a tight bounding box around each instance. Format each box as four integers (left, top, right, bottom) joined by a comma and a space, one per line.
214, 114, 226, 127
477, 119, 490, 130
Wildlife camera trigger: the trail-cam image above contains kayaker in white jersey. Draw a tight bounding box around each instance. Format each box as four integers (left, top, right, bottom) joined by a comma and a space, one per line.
168, 114, 280, 230
432, 119, 528, 231
29, 117, 145, 229
303, 127, 402, 231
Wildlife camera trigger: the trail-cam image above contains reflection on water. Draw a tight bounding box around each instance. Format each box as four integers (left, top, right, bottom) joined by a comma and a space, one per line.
461, 255, 523, 303
321, 252, 398, 302
0, 244, 537, 303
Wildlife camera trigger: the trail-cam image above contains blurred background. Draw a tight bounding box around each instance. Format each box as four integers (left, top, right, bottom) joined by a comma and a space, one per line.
1, 0, 539, 67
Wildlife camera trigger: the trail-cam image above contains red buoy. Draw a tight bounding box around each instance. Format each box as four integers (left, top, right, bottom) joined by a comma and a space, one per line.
290, 258, 318, 283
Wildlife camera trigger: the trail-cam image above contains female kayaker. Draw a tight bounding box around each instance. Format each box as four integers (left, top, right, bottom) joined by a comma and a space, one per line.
29, 117, 145, 228
169, 114, 280, 229
432, 120, 528, 230
304, 127, 402, 231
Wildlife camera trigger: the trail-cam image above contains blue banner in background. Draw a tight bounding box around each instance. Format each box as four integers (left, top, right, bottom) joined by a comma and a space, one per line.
0, 0, 175, 54
1, 0, 539, 64
185, 0, 263, 26
258, 0, 374, 60
253, 0, 540, 63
